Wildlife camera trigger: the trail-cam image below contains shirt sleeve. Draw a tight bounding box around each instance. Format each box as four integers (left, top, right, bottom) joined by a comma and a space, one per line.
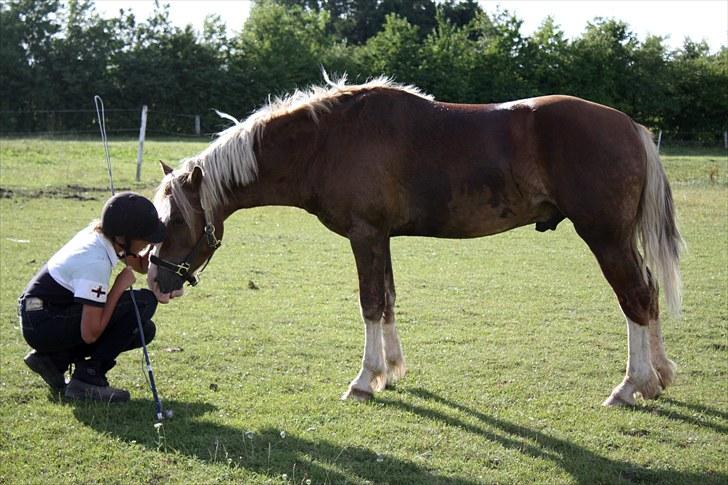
71, 263, 112, 307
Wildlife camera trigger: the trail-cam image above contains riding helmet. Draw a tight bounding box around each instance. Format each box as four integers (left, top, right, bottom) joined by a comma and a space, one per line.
101, 192, 166, 243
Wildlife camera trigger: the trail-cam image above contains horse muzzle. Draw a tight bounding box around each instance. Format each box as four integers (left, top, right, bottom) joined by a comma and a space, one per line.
147, 255, 186, 302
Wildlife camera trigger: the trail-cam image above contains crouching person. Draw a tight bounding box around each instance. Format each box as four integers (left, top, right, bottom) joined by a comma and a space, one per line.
18, 192, 166, 402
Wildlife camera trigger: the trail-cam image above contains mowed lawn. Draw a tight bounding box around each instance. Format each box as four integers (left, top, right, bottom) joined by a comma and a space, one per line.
0, 138, 726, 484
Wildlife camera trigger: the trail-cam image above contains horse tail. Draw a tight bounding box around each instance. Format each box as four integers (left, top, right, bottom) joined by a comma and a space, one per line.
635, 124, 685, 316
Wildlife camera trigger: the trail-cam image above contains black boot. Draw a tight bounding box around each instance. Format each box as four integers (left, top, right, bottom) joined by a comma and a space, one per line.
65, 360, 130, 402
24, 350, 70, 392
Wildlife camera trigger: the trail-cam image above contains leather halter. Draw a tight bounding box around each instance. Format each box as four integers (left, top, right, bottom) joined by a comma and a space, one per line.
150, 217, 221, 287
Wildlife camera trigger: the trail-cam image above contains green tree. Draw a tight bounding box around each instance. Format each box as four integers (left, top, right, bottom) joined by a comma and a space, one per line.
0, 1, 34, 113
567, 18, 638, 110
48, 1, 121, 109
418, 11, 476, 101
629, 34, 671, 126
230, 1, 332, 112
0, 0, 61, 112
469, 10, 529, 102
359, 13, 422, 84
665, 40, 728, 139
521, 16, 570, 96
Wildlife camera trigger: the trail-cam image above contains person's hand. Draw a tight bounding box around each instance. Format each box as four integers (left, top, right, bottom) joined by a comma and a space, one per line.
116, 266, 137, 288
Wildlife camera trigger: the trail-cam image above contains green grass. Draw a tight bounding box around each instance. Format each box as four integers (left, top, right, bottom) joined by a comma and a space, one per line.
1, 138, 726, 484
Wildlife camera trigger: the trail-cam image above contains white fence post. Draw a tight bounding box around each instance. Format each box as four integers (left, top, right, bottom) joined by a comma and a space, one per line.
195, 115, 201, 135
656, 129, 663, 152
136, 105, 148, 182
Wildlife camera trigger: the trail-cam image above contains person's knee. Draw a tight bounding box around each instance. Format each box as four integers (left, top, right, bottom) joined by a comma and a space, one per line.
135, 289, 158, 319
143, 320, 156, 344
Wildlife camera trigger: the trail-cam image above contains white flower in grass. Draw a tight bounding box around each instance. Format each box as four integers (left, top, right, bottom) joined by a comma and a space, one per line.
280, 430, 286, 439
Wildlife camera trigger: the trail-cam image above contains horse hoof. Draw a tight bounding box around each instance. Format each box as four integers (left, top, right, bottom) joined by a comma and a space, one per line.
602, 393, 635, 407
341, 387, 373, 402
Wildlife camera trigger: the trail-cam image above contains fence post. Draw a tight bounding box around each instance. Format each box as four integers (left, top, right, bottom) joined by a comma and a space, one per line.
656, 130, 662, 153
195, 115, 201, 135
136, 105, 148, 182
724, 130, 727, 149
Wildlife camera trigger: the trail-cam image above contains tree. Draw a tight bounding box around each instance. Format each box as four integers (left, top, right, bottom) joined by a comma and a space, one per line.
521, 16, 570, 97
418, 11, 476, 101
0, 0, 61, 113
469, 9, 529, 102
229, 1, 332, 113
359, 13, 422, 84
567, 18, 638, 110
665, 40, 728, 139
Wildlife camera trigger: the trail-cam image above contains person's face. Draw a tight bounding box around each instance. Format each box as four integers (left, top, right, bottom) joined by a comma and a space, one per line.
128, 239, 151, 256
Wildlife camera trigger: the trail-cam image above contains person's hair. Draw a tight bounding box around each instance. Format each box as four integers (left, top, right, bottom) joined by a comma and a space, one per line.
89, 219, 113, 241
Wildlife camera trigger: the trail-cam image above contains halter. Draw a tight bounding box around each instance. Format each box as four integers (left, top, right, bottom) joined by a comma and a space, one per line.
150, 210, 222, 287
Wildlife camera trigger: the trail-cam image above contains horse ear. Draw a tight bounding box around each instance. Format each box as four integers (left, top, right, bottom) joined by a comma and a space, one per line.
160, 160, 174, 176
189, 165, 204, 189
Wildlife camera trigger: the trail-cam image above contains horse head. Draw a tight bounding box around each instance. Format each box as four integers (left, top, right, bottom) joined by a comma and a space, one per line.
149, 161, 224, 301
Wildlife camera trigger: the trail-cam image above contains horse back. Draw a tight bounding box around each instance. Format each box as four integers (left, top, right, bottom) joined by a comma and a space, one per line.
309, 90, 644, 240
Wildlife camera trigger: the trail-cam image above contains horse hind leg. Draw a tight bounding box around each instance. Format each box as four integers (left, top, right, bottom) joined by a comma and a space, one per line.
582, 236, 663, 406
383, 243, 406, 386
650, 317, 677, 389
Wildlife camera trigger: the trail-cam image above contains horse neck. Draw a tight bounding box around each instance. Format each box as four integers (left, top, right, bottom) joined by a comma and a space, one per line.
220, 116, 314, 219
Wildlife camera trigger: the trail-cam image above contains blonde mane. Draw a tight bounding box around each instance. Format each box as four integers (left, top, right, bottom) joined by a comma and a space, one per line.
154, 74, 432, 231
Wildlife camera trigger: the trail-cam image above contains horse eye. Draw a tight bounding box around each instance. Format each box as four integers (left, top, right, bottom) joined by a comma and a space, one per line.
170, 217, 184, 226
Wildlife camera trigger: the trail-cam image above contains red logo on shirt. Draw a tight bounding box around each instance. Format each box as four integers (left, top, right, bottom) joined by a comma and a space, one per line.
92, 286, 106, 298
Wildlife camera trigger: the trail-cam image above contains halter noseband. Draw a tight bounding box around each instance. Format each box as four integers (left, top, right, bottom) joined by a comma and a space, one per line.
150, 215, 222, 287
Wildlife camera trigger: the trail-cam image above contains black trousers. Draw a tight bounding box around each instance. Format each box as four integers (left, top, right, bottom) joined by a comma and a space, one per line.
20, 289, 157, 365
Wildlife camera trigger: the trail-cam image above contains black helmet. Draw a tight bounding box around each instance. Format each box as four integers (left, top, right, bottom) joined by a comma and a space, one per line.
101, 192, 166, 243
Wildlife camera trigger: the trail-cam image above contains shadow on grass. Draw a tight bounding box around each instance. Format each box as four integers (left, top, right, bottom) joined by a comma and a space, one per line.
70, 398, 478, 484
378, 388, 727, 485
655, 396, 728, 429
68, 391, 727, 484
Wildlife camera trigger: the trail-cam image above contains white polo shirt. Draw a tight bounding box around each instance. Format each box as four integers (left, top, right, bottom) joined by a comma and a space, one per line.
24, 226, 120, 307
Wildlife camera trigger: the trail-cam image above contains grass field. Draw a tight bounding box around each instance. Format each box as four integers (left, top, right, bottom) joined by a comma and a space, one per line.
0, 137, 726, 484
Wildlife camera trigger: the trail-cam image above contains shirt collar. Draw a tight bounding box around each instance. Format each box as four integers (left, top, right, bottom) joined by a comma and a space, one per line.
98, 231, 120, 266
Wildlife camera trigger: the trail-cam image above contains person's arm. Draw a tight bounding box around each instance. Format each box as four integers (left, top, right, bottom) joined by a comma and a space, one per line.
80, 266, 136, 344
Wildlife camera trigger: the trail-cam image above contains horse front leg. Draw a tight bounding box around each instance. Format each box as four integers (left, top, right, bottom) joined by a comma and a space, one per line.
383, 241, 406, 386
342, 233, 388, 401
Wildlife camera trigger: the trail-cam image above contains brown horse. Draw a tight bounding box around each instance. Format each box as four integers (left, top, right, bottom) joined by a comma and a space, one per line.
149, 76, 683, 406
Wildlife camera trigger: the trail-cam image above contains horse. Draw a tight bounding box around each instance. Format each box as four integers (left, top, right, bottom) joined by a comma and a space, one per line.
148, 75, 683, 406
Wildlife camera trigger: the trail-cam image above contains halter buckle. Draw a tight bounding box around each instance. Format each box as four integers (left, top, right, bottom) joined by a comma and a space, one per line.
175, 262, 191, 277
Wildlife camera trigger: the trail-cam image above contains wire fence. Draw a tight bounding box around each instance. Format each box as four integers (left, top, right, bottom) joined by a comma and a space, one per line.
0, 108, 231, 138
1, 108, 727, 150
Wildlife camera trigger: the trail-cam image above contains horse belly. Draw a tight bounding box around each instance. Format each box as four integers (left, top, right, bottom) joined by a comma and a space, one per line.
393, 188, 542, 238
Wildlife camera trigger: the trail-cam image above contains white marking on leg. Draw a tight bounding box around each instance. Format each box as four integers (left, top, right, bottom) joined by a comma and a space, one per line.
343, 318, 386, 400
604, 318, 661, 406
649, 319, 677, 388
383, 315, 406, 384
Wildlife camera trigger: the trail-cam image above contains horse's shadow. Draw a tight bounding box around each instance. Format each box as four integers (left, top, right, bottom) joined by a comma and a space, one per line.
380, 388, 728, 485
70, 390, 728, 484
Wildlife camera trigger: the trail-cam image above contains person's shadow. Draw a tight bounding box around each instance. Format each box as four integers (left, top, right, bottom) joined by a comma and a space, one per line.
70, 390, 728, 484
70, 398, 479, 484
